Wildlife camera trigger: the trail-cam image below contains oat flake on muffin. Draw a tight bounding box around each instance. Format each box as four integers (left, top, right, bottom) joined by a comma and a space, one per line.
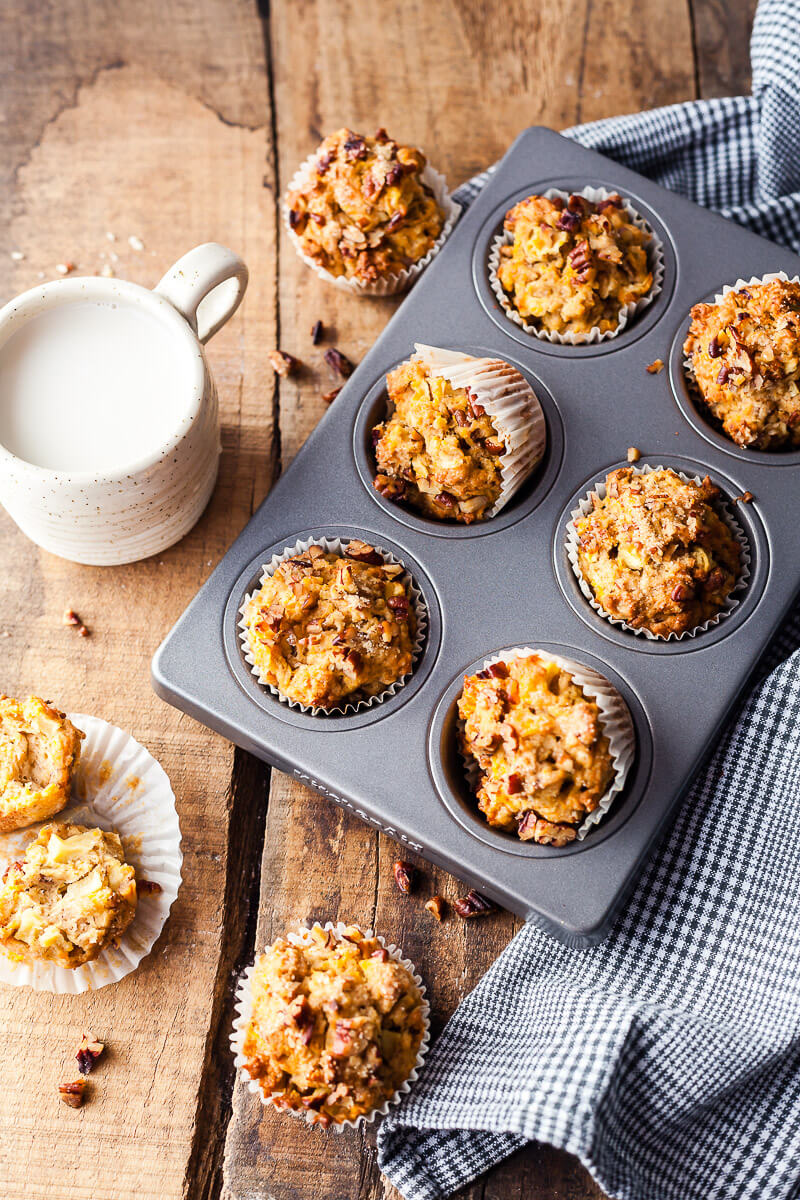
497, 191, 653, 336
241, 923, 426, 1127
458, 653, 615, 847
241, 541, 416, 710
684, 277, 800, 450
574, 467, 741, 637
285, 127, 445, 287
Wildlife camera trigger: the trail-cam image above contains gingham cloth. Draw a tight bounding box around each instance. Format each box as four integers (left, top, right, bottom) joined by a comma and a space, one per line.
377, 2, 800, 1198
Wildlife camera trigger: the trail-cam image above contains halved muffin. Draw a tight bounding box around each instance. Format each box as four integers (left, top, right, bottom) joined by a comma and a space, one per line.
0, 822, 137, 968
0, 696, 84, 833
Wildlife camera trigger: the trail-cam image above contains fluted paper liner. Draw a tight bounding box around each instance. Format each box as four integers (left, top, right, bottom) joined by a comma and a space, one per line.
283, 151, 460, 296
566, 463, 751, 640
0, 713, 182, 993
412, 344, 547, 516
683, 271, 800, 423
458, 648, 635, 839
230, 921, 430, 1131
489, 186, 665, 344
239, 536, 427, 715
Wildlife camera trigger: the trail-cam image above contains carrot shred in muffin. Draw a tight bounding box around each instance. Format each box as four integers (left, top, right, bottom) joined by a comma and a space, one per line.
497, 191, 653, 335
684, 278, 800, 449
458, 654, 614, 847
574, 467, 741, 637
242, 542, 416, 709
285, 128, 445, 285
242, 923, 426, 1126
373, 357, 505, 522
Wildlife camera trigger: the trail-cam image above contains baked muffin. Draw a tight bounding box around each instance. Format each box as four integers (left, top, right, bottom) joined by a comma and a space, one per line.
0, 822, 137, 968
684, 278, 800, 449
285, 128, 445, 287
574, 467, 741, 637
0, 696, 84, 834
373, 357, 507, 522
241, 923, 427, 1127
458, 654, 615, 847
496, 191, 653, 336
242, 541, 417, 709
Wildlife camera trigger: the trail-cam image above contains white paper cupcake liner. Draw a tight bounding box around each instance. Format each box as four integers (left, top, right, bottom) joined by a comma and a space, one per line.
458, 648, 635, 840
683, 270, 800, 404
566, 463, 751, 641
0, 713, 182, 993
239, 536, 427, 715
230, 920, 430, 1131
489, 186, 665, 344
412, 344, 547, 516
283, 151, 460, 296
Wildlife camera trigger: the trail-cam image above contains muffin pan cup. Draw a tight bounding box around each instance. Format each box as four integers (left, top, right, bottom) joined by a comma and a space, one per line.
153, 127, 800, 944
230, 921, 430, 1131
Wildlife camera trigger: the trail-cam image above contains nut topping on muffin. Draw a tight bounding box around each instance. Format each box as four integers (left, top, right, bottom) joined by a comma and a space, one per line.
496, 191, 653, 336
242, 545, 416, 709
574, 467, 741, 637
285, 128, 445, 286
684, 278, 800, 449
458, 653, 615, 846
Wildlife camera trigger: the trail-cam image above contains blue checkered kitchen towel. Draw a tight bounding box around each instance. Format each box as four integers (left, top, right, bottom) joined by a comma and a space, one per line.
377, 2, 800, 1198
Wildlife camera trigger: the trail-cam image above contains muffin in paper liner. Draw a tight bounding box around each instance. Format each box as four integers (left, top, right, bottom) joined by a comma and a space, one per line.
283, 152, 460, 297
458, 647, 635, 840
0, 713, 182, 993
229, 920, 430, 1131
565, 463, 751, 641
682, 270, 800, 441
488, 185, 665, 345
238, 536, 427, 715
410, 343, 547, 516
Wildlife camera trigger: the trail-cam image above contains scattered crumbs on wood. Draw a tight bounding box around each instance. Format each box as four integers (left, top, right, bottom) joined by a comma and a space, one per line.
732, 490, 754, 504
322, 387, 342, 404
99, 263, 115, 278
63, 609, 90, 637
76, 1033, 105, 1075
58, 1078, 88, 1109
311, 319, 324, 345
646, 358, 664, 374
425, 895, 446, 921
268, 349, 297, 377
10, 250, 24, 261
324, 347, 355, 378
128, 235, 145, 251
55, 262, 75, 275
627, 446, 641, 463
105, 231, 116, 242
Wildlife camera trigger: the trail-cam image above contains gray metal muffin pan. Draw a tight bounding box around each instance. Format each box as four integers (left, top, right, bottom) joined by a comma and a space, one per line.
152, 126, 800, 944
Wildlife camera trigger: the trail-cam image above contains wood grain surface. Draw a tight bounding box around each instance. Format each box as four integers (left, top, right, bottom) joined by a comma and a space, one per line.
0, 2, 755, 1199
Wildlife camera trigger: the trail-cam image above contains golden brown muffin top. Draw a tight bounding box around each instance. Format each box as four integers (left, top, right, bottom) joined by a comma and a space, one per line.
0, 822, 137, 969
373, 358, 504, 522
496, 191, 653, 335
458, 654, 614, 847
242, 542, 416, 710
286, 127, 445, 284
684, 278, 800, 449
574, 467, 741, 637
242, 923, 426, 1126
0, 696, 84, 834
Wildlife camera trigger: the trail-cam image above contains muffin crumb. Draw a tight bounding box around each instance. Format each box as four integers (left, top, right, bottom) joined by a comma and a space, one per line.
646, 359, 664, 374
626, 446, 641, 462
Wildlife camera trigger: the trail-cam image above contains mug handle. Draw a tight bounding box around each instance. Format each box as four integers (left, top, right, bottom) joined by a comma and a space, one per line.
155, 243, 249, 344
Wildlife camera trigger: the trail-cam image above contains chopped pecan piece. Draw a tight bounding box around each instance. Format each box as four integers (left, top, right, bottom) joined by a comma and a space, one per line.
732, 490, 754, 504
344, 539, 383, 565
324, 347, 355, 378
322, 386, 342, 404
453, 889, 496, 918
137, 879, 162, 896
425, 895, 446, 921
268, 349, 297, 377
311, 319, 324, 345
434, 491, 456, 510
59, 1079, 88, 1108
76, 1034, 105, 1075
343, 133, 367, 160
486, 662, 508, 679
393, 860, 416, 894
483, 439, 505, 456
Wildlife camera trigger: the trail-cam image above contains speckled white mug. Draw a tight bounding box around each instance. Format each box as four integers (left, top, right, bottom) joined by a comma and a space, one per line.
0, 243, 248, 565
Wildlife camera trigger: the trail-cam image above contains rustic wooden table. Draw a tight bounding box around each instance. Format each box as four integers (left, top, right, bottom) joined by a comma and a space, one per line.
0, 2, 756, 1197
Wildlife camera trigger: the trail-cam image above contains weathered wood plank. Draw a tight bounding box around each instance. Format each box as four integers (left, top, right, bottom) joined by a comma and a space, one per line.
0, 3, 275, 1198
692, 0, 758, 98
222, 1, 696, 1199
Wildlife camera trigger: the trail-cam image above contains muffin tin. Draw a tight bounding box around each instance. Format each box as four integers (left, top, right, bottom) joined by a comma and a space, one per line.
152, 127, 800, 944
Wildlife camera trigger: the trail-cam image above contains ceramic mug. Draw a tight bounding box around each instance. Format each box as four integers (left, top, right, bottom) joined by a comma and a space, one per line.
0, 243, 248, 566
